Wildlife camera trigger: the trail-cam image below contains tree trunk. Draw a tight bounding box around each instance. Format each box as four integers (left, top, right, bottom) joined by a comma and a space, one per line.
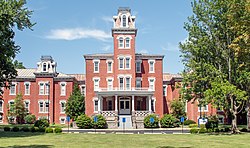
247, 102, 250, 130
231, 110, 240, 133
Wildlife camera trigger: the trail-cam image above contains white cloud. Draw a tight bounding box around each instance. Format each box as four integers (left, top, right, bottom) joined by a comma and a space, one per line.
101, 16, 113, 23
101, 45, 111, 51
138, 49, 148, 54
46, 28, 111, 41
162, 42, 180, 52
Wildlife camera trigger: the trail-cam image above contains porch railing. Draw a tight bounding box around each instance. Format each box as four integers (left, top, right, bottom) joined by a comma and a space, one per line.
100, 111, 117, 117
133, 111, 151, 117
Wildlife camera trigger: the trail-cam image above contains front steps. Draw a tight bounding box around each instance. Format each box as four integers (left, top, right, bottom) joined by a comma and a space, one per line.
118, 115, 133, 129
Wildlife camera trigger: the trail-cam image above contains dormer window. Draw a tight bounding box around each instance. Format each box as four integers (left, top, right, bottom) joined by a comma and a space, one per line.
122, 15, 127, 27
43, 63, 47, 72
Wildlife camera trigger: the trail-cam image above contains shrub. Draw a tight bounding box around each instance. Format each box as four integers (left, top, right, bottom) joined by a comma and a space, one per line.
4, 126, 11, 131
224, 127, 230, 132
184, 119, 196, 125
30, 126, 39, 132
34, 118, 49, 128
38, 127, 45, 132
160, 114, 179, 128
12, 126, 19, 132
76, 114, 92, 129
45, 127, 54, 133
199, 128, 207, 134
190, 128, 199, 134
144, 114, 159, 128
92, 114, 107, 129
200, 124, 206, 129
214, 128, 220, 132
21, 127, 30, 132
54, 127, 62, 133
24, 114, 36, 124
205, 115, 218, 130
189, 124, 198, 128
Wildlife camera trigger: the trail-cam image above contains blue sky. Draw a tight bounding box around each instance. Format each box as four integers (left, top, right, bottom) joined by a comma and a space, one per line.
14, 0, 193, 74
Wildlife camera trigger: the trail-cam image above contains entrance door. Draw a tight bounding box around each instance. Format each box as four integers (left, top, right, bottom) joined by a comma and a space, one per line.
119, 98, 130, 114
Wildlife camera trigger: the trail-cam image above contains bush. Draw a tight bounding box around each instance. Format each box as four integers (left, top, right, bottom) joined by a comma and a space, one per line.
24, 114, 36, 124
144, 114, 159, 128
12, 126, 19, 132
34, 118, 49, 128
76, 114, 92, 129
160, 114, 179, 128
4, 126, 11, 131
38, 127, 45, 132
184, 119, 196, 125
92, 114, 107, 129
30, 126, 39, 132
199, 128, 207, 134
214, 128, 220, 132
54, 127, 62, 133
21, 127, 30, 132
205, 116, 218, 130
190, 128, 199, 134
224, 127, 230, 132
189, 124, 198, 128
45, 127, 54, 133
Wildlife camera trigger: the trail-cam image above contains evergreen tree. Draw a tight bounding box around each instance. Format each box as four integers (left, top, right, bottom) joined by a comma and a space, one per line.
65, 85, 85, 121
180, 0, 249, 133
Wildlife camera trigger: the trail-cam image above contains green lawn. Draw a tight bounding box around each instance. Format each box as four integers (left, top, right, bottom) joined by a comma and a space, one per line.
0, 132, 250, 148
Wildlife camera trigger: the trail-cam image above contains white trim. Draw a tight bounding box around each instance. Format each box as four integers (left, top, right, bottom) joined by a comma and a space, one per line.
24, 100, 30, 113
125, 37, 131, 49
198, 104, 209, 112
93, 97, 98, 113
59, 100, 66, 114
148, 59, 155, 73
121, 14, 128, 28
106, 59, 113, 73
9, 82, 17, 95
60, 82, 67, 96
80, 85, 85, 95
136, 60, 142, 73
148, 77, 155, 90
0, 100, 4, 113
125, 57, 131, 69
24, 82, 31, 95
106, 77, 114, 90
59, 117, 66, 124
93, 77, 100, 91
93, 59, 100, 73
118, 37, 124, 48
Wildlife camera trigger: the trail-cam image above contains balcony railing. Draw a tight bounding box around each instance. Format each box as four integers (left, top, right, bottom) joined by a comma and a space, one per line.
95, 87, 154, 92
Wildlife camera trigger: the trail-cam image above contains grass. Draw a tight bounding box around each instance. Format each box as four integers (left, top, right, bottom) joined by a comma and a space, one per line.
0, 132, 250, 148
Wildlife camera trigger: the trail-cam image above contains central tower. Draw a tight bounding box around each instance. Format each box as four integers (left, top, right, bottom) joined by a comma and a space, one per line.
112, 7, 137, 89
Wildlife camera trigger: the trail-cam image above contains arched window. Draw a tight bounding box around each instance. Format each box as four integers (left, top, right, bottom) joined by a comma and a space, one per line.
122, 15, 127, 27
43, 63, 47, 72
118, 37, 124, 48
125, 37, 130, 48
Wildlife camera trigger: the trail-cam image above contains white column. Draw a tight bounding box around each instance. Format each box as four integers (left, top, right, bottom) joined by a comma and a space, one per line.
148, 95, 151, 112
98, 96, 101, 112
115, 95, 118, 111
132, 95, 135, 111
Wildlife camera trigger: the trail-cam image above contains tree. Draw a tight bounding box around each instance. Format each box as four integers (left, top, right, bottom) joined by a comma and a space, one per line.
179, 0, 249, 133
0, 0, 34, 94
7, 94, 27, 124
170, 99, 186, 119
65, 85, 85, 121
13, 60, 25, 69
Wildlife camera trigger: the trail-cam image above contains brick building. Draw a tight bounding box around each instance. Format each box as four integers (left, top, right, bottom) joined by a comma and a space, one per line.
0, 8, 223, 127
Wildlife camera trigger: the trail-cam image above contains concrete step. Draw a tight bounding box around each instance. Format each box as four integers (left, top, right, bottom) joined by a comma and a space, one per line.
118, 115, 133, 129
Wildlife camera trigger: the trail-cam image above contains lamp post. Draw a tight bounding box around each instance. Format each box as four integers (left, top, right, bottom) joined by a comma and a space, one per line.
47, 82, 50, 124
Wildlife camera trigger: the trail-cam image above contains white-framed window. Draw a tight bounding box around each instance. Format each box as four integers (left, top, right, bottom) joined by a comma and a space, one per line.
136, 78, 142, 88
39, 101, 44, 113
80, 85, 85, 95
148, 60, 155, 73
9, 83, 16, 95
198, 104, 209, 112
125, 37, 130, 48
163, 85, 167, 96
45, 83, 50, 95
39, 83, 44, 95
119, 37, 124, 48
24, 82, 30, 95
93, 60, 100, 73
38, 101, 49, 113
8, 100, 14, 112
119, 57, 124, 69
122, 15, 127, 27
60, 101, 66, 113
43, 63, 47, 72
0, 100, 3, 112
106, 78, 113, 90
125, 77, 131, 90
93, 78, 100, 91
93, 98, 98, 113
136, 60, 141, 73
125, 57, 130, 69
148, 78, 155, 90
60, 117, 66, 124
119, 77, 124, 90
106, 60, 113, 73
45, 102, 49, 113
60, 82, 67, 96
24, 100, 30, 112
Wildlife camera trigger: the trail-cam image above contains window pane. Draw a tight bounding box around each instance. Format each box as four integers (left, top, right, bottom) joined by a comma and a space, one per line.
120, 101, 124, 109
125, 58, 130, 68
94, 100, 98, 111
125, 101, 129, 109
119, 38, 123, 48
125, 38, 130, 47
122, 15, 126, 27
119, 78, 124, 90
136, 62, 141, 72
108, 62, 112, 72
119, 58, 123, 68
0, 101, 3, 112
126, 77, 130, 90
136, 79, 141, 88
